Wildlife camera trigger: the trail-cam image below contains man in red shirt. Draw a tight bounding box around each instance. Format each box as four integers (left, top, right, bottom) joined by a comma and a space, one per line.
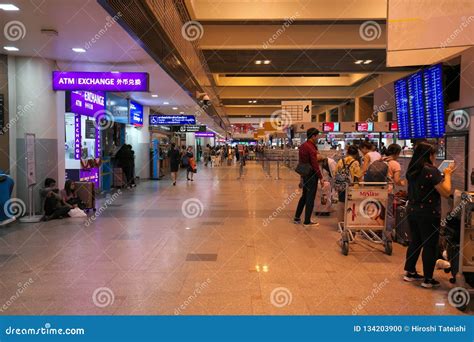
294, 128, 323, 227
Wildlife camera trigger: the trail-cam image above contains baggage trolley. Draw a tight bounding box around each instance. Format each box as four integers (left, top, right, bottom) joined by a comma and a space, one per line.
338, 182, 392, 256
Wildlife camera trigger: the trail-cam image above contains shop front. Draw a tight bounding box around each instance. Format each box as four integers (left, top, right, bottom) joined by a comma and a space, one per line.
64, 90, 104, 188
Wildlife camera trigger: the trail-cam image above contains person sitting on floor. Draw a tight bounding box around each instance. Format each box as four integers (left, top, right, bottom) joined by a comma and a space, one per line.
40, 178, 71, 221
61, 180, 85, 209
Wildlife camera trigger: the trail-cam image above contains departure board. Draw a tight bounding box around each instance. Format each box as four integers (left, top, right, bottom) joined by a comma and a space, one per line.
407, 71, 426, 138
423, 64, 445, 138
394, 79, 410, 139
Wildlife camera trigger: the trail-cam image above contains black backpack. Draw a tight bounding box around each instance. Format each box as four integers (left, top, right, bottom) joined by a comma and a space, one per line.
364, 159, 389, 182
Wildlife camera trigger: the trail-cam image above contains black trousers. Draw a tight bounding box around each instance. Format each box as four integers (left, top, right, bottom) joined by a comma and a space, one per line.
404, 208, 440, 279
294, 173, 318, 224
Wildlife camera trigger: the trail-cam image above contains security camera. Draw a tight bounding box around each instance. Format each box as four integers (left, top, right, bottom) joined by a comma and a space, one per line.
196, 91, 211, 107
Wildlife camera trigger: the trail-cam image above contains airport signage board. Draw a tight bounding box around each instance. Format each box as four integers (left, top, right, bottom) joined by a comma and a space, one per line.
129, 101, 144, 126
53, 71, 149, 92
68, 91, 105, 117
176, 125, 206, 133
195, 132, 215, 137
149, 115, 196, 126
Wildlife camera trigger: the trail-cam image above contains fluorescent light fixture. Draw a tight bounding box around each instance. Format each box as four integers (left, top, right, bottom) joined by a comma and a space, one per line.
3, 46, 19, 51
72, 47, 86, 53
111, 70, 120, 73
0, 4, 19, 10
263, 60, 271, 64
172, 107, 178, 110
363, 59, 373, 64
151, 94, 158, 98
163, 101, 169, 105
248, 100, 252, 103
179, 111, 184, 114
253, 100, 257, 103
254, 60, 262, 65
354, 60, 364, 64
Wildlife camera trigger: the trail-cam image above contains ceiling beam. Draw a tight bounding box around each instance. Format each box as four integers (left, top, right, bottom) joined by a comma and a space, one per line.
199, 24, 386, 50
185, 0, 387, 21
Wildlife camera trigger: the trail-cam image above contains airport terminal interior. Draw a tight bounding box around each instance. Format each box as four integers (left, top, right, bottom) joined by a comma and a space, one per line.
0, 0, 474, 315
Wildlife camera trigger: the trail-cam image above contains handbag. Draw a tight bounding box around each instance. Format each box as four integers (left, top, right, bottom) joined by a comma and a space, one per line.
295, 163, 312, 177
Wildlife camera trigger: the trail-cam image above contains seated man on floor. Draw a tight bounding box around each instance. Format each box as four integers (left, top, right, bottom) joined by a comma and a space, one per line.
40, 178, 71, 221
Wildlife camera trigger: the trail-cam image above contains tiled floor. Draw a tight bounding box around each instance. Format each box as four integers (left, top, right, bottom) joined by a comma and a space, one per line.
0, 161, 466, 315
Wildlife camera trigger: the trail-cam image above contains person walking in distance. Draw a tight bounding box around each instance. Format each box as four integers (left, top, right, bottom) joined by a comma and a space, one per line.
294, 128, 323, 227
168, 143, 180, 186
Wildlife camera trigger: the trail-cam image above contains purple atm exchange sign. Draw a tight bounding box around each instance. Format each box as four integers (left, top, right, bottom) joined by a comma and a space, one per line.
69, 91, 105, 117
53, 71, 149, 92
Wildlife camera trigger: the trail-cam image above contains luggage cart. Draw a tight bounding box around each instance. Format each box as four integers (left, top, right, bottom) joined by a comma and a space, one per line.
451, 191, 474, 311
338, 182, 392, 256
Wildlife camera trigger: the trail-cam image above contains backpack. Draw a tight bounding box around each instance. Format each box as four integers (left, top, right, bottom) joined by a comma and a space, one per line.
181, 154, 190, 167
334, 158, 356, 192
364, 159, 389, 182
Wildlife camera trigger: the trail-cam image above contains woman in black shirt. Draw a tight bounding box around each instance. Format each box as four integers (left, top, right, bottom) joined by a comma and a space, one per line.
168, 143, 180, 186
403, 142, 454, 288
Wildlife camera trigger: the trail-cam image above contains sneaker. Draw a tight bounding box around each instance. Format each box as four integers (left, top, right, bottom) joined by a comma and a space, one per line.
293, 218, 301, 224
403, 272, 424, 282
303, 221, 320, 228
421, 278, 440, 288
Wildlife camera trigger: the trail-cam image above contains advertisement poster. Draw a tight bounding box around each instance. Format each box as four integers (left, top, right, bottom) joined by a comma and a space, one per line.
345, 187, 388, 229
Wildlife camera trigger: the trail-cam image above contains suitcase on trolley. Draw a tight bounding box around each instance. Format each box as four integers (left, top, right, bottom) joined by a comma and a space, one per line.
394, 204, 411, 246
75, 181, 96, 212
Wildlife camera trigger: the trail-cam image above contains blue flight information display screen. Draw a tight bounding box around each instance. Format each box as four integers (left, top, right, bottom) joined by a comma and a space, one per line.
407, 71, 426, 138
423, 64, 445, 137
394, 79, 410, 139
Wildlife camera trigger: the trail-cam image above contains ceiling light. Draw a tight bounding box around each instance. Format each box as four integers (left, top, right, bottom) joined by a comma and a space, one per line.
363, 59, 373, 64
179, 111, 184, 114
151, 94, 158, 98
72, 47, 86, 53
248, 100, 252, 103
111, 71, 120, 73
172, 107, 178, 110
163, 102, 169, 105
253, 100, 257, 103
263, 60, 271, 64
354, 60, 364, 64
3, 46, 19, 51
254, 60, 262, 65
0, 4, 19, 10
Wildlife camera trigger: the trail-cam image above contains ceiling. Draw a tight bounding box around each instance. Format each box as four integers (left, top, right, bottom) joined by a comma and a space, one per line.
0, 0, 224, 133
180, 0, 419, 119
